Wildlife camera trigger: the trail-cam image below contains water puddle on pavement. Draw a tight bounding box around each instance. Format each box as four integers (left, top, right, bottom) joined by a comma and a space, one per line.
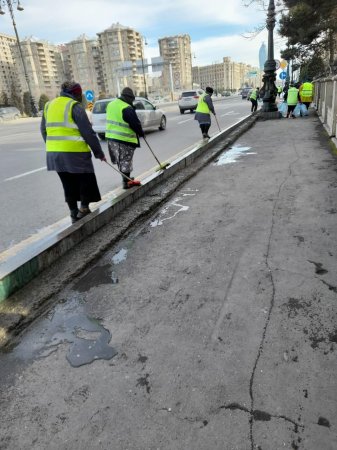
0, 297, 117, 375
215, 146, 255, 165
150, 188, 198, 228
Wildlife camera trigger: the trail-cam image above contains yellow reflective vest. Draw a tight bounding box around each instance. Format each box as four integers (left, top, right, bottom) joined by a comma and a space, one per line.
105, 98, 138, 144
250, 89, 258, 100
44, 96, 89, 153
287, 87, 299, 106
299, 82, 313, 102
196, 93, 210, 114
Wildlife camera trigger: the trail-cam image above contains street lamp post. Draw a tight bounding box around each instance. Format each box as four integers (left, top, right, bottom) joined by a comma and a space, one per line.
0, 0, 37, 116
260, 0, 279, 118
141, 37, 148, 99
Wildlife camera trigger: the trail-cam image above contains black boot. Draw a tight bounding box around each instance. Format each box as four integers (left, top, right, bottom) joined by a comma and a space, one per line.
70, 208, 79, 224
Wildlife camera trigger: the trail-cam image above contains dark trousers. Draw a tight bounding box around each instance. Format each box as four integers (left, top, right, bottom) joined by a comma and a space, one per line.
200, 123, 210, 135
287, 105, 296, 117
57, 172, 101, 212
251, 99, 258, 112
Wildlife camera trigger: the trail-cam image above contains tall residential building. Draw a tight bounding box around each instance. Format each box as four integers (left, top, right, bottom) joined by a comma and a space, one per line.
97, 23, 147, 96
61, 35, 104, 97
11, 37, 64, 101
0, 33, 18, 101
158, 34, 192, 92
192, 57, 261, 92
259, 42, 267, 70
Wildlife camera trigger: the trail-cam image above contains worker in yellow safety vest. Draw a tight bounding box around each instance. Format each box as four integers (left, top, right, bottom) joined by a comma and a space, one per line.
284, 83, 300, 118
249, 87, 260, 112
41, 81, 106, 223
299, 80, 314, 110
194, 86, 216, 139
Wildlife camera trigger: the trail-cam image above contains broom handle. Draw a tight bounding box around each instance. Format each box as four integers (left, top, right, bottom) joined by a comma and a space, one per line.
143, 136, 162, 166
215, 115, 221, 132
104, 161, 134, 182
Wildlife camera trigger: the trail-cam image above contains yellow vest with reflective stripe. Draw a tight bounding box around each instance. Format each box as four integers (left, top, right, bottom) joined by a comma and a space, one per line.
300, 82, 313, 102
44, 97, 89, 153
287, 87, 299, 105
196, 94, 210, 114
105, 99, 138, 144
250, 89, 258, 100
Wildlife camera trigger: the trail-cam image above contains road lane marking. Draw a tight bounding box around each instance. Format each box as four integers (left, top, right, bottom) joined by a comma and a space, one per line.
178, 119, 193, 124
4, 166, 46, 182
220, 111, 240, 116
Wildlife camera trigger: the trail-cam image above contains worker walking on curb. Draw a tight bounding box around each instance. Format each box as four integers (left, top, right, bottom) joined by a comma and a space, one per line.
194, 86, 216, 139
249, 87, 260, 113
284, 83, 300, 118
106, 87, 144, 189
41, 81, 106, 224
299, 79, 314, 110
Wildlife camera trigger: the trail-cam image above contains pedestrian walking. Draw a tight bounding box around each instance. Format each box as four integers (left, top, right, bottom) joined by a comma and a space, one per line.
105, 87, 145, 189
249, 87, 260, 112
299, 79, 314, 110
277, 85, 283, 97
40, 81, 106, 224
194, 86, 216, 139
283, 83, 300, 118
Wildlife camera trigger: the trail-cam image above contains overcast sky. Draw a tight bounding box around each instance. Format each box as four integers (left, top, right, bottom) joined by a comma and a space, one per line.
1, 0, 285, 67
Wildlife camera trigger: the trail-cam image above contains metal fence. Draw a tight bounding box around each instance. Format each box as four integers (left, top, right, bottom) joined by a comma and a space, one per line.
314, 76, 337, 144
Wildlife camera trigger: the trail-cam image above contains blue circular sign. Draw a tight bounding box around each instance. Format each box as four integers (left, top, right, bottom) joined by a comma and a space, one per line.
279, 71, 287, 80
85, 90, 94, 101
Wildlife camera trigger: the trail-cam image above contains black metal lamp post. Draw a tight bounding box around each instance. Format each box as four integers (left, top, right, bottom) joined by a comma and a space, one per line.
0, 0, 37, 116
260, 0, 279, 117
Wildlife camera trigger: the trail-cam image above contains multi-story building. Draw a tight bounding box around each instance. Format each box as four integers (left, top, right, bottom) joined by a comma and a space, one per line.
97, 23, 147, 97
61, 35, 104, 97
192, 57, 261, 92
0, 33, 18, 102
11, 37, 64, 101
158, 34, 192, 93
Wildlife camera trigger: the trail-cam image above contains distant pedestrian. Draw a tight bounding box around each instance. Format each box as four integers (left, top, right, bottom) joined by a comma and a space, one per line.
194, 86, 216, 139
249, 87, 260, 112
277, 85, 282, 97
299, 79, 314, 110
41, 81, 106, 224
283, 83, 300, 118
106, 87, 144, 189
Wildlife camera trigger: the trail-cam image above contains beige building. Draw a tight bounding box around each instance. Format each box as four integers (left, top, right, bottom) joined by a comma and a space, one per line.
61, 35, 104, 98
0, 33, 19, 102
192, 57, 261, 92
11, 37, 64, 101
97, 23, 147, 97
158, 34, 192, 93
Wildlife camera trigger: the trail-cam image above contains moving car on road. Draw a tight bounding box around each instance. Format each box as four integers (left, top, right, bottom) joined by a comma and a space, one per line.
92, 97, 166, 140
0, 106, 21, 121
178, 89, 204, 114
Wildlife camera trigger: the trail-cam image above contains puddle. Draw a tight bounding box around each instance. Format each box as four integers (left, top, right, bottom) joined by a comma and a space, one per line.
150, 189, 198, 228
112, 248, 128, 264
0, 297, 117, 376
73, 264, 118, 292
215, 146, 253, 165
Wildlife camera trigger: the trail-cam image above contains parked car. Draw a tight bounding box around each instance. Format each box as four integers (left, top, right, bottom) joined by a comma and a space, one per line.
222, 91, 231, 97
178, 89, 204, 114
0, 106, 21, 121
91, 97, 167, 140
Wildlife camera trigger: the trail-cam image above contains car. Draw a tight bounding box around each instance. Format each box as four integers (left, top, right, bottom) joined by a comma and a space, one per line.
241, 88, 253, 99
0, 106, 21, 121
91, 97, 166, 140
178, 89, 204, 114
222, 91, 231, 97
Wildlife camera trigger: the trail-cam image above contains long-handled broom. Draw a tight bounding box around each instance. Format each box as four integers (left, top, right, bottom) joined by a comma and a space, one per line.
215, 115, 221, 132
143, 136, 170, 172
104, 161, 141, 187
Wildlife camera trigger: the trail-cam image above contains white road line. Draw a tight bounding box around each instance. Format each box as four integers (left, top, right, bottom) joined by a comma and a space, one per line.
4, 166, 46, 182
178, 119, 193, 124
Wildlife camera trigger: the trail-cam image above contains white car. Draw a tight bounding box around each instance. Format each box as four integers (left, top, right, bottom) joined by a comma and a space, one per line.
178, 89, 204, 114
91, 97, 166, 140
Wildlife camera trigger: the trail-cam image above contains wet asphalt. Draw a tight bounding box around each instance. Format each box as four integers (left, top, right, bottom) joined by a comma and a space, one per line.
0, 111, 337, 450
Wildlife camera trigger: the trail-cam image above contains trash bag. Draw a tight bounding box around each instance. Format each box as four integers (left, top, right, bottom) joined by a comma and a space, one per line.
293, 103, 301, 118
300, 103, 308, 116
278, 101, 288, 118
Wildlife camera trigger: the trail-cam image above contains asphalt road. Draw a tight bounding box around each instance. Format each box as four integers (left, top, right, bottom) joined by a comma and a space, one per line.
0, 96, 250, 252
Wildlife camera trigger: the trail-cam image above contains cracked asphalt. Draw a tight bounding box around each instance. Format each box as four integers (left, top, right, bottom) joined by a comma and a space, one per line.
1, 112, 337, 450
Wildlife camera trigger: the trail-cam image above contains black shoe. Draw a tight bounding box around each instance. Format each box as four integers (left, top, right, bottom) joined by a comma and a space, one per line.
206, 134, 211, 138
70, 209, 79, 224
77, 207, 91, 219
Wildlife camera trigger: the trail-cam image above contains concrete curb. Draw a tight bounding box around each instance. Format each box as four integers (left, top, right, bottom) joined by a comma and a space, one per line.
0, 113, 258, 348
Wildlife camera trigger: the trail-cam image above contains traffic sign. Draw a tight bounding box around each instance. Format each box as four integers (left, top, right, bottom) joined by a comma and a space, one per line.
274, 59, 280, 70
279, 71, 287, 80
86, 102, 94, 111
85, 90, 94, 102
280, 60, 288, 69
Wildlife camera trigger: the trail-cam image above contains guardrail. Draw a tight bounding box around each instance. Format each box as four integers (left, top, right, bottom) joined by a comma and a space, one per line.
313, 76, 337, 145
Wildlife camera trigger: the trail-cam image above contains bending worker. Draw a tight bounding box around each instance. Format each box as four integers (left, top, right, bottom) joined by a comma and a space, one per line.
41, 81, 106, 224
194, 86, 216, 139
249, 87, 260, 113
106, 87, 144, 189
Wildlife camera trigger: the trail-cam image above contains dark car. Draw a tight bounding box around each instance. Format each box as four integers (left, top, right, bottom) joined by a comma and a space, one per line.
241, 88, 253, 99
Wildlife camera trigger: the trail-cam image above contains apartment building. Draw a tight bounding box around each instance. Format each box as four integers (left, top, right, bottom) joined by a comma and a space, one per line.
158, 34, 192, 92
61, 35, 104, 97
0, 33, 18, 101
97, 23, 147, 96
192, 57, 261, 92
11, 37, 64, 101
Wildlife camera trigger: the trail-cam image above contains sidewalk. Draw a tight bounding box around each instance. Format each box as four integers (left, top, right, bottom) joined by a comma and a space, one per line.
0, 111, 336, 450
